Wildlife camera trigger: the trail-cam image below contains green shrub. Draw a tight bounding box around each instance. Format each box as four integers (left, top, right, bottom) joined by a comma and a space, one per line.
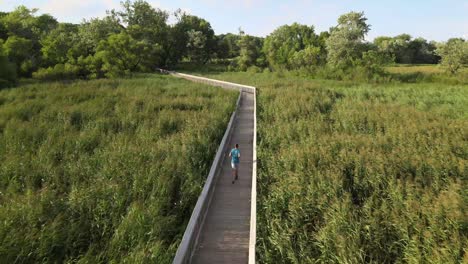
0, 58, 16, 89
32, 63, 80, 81
247, 65, 262, 73
0, 43, 16, 89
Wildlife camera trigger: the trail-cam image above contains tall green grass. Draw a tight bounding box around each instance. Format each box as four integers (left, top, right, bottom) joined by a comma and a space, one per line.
0, 74, 238, 263
200, 71, 468, 263
385, 64, 468, 84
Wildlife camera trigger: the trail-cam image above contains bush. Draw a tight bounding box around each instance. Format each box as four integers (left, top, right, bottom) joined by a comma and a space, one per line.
436, 38, 468, 74
32, 63, 80, 81
247, 65, 262, 73
290, 46, 324, 70
0, 45, 16, 89
75, 55, 105, 79
0, 58, 16, 89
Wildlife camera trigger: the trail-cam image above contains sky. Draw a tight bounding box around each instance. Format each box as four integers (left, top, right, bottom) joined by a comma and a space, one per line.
1, 0, 467, 41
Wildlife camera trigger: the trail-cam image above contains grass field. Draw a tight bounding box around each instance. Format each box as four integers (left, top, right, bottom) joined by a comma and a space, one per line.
198, 71, 468, 263
385, 64, 468, 84
386, 64, 468, 75
0, 75, 238, 263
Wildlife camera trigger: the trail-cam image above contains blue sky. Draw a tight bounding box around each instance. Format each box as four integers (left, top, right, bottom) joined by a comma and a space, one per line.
2, 0, 467, 41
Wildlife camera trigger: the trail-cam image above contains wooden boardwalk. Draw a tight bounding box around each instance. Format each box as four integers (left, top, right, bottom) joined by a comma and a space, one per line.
191, 91, 254, 264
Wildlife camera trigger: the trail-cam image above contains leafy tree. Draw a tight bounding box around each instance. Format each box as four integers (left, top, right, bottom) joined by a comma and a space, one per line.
374, 35, 439, 64
436, 38, 468, 74
186, 29, 208, 63
37, 17, 121, 80
326, 11, 370, 69
168, 11, 215, 65
1, 6, 38, 39
3, 35, 33, 75
263, 23, 322, 69
213, 35, 229, 60
237, 31, 264, 71
1, 6, 56, 43
70, 17, 122, 58
391, 34, 413, 63
40, 23, 78, 66
0, 6, 58, 76
317, 31, 330, 57
290, 46, 322, 69
96, 32, 159, 77
35, 14, 59, 34
356, 49, 392, 79
112, 0, 169, 68
409, 37, 439, 64
215, 33, 241, 59
373, 36, 395, 60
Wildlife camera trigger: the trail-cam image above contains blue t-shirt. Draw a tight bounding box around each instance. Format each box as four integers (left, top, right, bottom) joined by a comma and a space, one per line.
230, 148, 240, 164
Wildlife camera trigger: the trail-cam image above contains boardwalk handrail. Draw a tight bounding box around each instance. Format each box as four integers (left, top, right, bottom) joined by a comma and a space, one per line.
167, 70, 257, 264
249, 87, 257, 264
158, 68, 256, 94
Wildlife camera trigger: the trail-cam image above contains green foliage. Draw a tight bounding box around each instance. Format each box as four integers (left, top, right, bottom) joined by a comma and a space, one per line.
3, 35, 33, 76
0, 74, 238, 263
436, 38, 468, 74
263, 23, 324, 69
215, 33, 241, 59
70, 17, 122, 58
1, 6, 41, 39
0, 12, 7, 40
40, 23, 78, 66
320, 12, 394, 81
32, 63, 80, 81
168, 11, 216, 65
186, 29, 208, 63
113, 0, 169, 70
374, 35, 439, 64
326, 11, 370, 69
0, 6, 58, 77
289, 46, 323, 70
353, 50, 392, 81
385, 64, 468, 84
96, 32, 161, 78
199, 71, 468, 264
236, 31, 265, 71
0, 41, 17, 88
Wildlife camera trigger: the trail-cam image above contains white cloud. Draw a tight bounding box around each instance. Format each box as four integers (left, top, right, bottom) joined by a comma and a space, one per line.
37, 0, 173, 23
41, 0, 98, 16
39, 0, 113, 21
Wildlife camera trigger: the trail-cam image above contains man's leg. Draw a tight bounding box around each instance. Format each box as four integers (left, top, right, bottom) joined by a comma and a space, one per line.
232, 164, 235, 184
235, 166, 239, 180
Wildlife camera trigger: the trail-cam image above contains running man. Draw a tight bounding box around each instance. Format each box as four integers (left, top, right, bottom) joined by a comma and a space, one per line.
229, 144, 240, 184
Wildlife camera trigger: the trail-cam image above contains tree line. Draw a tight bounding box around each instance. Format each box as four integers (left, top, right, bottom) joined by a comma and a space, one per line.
1, 0, 467, 88
0, 1, 225, 86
